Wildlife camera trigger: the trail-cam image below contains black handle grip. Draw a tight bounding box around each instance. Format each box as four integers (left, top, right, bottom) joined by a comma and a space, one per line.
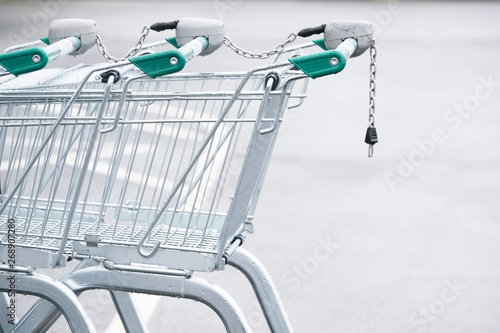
150, 20, 179, 32
297, 24, 326, 38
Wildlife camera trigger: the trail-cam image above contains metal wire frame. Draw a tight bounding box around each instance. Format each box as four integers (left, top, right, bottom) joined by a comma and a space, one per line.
0, 62, 308, 271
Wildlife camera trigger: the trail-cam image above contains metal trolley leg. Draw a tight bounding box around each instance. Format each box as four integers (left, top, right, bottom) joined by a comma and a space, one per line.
11, 258, 99, 333
228, 248, 294, 333
61, 267, 250, 333
0, 292, 15, 332
11, 261, 251, 332
11, 298, 60, 333
110, 291, 150, 333
58, 265, 252, 333
9, 291, 146, 333
0, 270, 96, 333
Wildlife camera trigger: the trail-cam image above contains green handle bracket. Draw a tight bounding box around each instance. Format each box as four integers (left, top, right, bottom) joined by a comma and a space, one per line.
40, 37, 50, 45
313, 38, 328, 51
0, 47, 49, 76
129, 49, 186, 78
288, 49, 347, 79
165, 37, 180, 49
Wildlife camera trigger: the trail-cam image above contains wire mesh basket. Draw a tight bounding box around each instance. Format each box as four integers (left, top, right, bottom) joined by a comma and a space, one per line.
0, 63, 308, 270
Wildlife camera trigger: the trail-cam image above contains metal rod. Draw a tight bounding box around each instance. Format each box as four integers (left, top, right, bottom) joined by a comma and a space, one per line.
0, 292, 16, 331
61, 265, 251, 333
136, 62, 294, 258
0, 62, 130, 218
0, 271, 96, 333
228, 248, 293, 333
110, 291, 150, 333
43, 36, 81, 63
335, 37, 358, 60
55, 74, 116, 266
103, 260, 191, 277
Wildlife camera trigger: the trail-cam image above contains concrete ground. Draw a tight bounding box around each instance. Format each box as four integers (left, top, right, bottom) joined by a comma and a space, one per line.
0, 1, 499, 332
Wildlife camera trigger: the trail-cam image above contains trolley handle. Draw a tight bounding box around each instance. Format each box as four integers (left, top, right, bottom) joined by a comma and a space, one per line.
128, 17, 224, 78
0, 19, 97, 77
3, 39, 50, 54
0, 38, 76, 77
97, 37, 211, 134
100, 18, 224, 133
290, 20, 373, 79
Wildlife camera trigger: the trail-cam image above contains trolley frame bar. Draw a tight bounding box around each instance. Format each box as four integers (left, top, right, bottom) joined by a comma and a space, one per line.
11, 257, 252, 333
0, 268, 96, 333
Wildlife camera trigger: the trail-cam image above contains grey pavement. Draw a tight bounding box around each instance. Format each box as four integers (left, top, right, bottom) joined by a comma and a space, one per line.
0, 1, 499, 332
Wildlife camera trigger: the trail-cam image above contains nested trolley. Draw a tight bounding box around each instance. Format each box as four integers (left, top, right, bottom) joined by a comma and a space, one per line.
0, 61, 308, 271
0, 17, 374, 332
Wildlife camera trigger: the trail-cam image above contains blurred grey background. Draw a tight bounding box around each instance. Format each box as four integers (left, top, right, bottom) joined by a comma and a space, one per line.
1, 1, 499, 332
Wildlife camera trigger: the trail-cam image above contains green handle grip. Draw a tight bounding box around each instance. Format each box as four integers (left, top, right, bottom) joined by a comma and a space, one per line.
0, 36, 81, 76
0, 48, 49, 76
129, 36, 208, 78
129, 49, 186, 79
288, 38, 358, 79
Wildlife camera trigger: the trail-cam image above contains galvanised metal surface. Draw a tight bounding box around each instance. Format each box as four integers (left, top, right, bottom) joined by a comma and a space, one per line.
0, 60, 310, 272
13, 258, 252, 333
0, 269, 96, 333
0, 11, 391, 332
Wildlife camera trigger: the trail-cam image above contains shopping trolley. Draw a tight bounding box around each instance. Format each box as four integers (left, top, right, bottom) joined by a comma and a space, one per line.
0, 18, 376, 332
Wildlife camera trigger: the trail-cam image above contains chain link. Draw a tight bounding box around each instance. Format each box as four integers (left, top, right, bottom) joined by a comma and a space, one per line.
364, 38, 378, 158
223, 32, 298, 59
96, 25, 151, 63
368, 38, 377, 127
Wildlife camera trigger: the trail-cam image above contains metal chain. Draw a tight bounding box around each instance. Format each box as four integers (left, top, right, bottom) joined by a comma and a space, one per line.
368, 38, 377, 127
96, 25, 151, 63
365, 38, 378, 158
223, 32, 298, 59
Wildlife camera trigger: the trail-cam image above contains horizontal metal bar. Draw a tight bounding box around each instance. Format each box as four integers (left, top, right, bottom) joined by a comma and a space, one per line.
1, 199, 228, 216
0, 264, 34, 274
0, 237, 221, 258
0, 229, 221, 254
60, 266, 251, 332
0, 90, 302, 102
103, 260, 192, 277
0, 117, 288, 127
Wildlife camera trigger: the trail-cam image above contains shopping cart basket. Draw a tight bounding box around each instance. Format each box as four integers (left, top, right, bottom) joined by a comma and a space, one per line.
0, 18, 375, 333
0, 64, 311, 269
